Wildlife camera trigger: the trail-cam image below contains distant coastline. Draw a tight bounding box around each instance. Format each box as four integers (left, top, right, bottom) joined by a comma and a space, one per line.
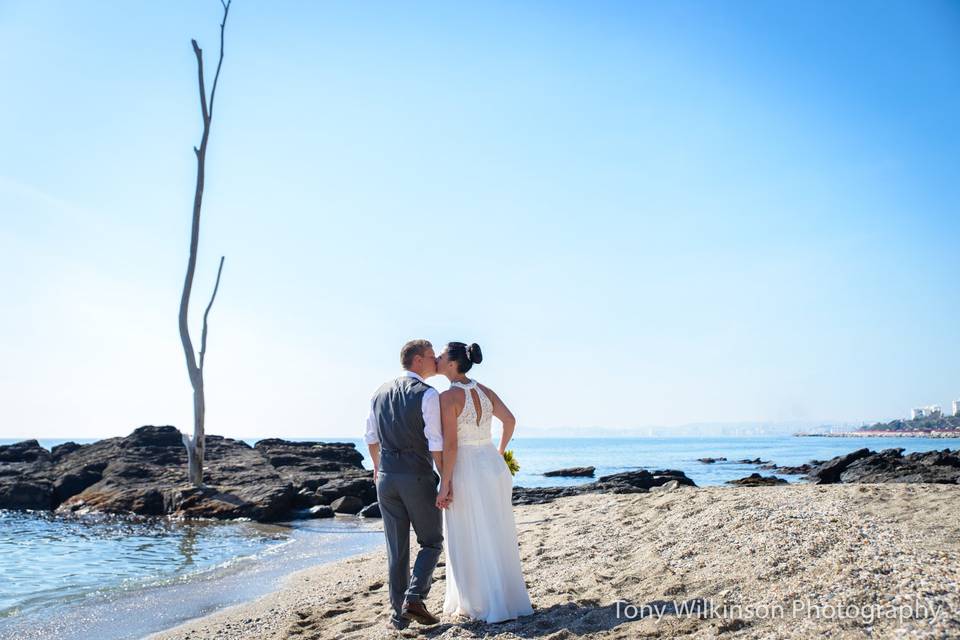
798, 414, 960, 438
797, 430, 960, 438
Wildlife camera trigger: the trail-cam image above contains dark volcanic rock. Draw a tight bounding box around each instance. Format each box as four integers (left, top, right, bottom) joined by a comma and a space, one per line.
511, 485, 580, 505
0, 440, 51, 464
53, 462, 107, 503
331, 496, 364, 514
807, 448, 960, 485
51, 442, 83, 460
735, 458, 770, 465
543, 466, 595, 478
253, 439, 371, 504
315, 477, 377, 505
0, 440, 56, 509
807, 448, 873, 484
0, 480, 55, 510
359, 501, 381, 518
0, 426, 379, 522
726, 473, 788, 486
50, 427, 297, 521
759, 462, 814, 475
597, 469, 697, 489
513, 469, 696, 505
308, 505, 334, 518
838, 448, 960, 484
697, 457, 727, 464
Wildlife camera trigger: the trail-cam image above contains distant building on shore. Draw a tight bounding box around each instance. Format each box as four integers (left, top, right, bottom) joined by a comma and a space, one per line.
912, 405, 945, 420
953, 400, 960, 417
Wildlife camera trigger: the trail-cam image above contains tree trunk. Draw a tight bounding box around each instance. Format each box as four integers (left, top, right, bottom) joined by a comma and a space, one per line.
179, 1, 230, 487
189, 382, 205, 485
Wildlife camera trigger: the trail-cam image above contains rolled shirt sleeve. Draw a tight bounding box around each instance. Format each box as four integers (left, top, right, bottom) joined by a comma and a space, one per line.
364, 401, 379, 445
422, 388, 443, 451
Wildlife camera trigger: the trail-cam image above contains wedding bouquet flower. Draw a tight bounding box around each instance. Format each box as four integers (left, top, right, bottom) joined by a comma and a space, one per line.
502, 449, 520, 476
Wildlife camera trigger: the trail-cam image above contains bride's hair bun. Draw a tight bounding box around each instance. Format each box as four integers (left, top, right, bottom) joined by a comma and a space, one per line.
447, 341, 482, 373
467, 343, 483, 365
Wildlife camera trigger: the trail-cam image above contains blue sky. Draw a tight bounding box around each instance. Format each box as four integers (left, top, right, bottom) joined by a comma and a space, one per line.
1, 1, 958, 439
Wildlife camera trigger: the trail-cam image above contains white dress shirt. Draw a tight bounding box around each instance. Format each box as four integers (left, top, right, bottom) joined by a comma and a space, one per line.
364, 371, 444, 452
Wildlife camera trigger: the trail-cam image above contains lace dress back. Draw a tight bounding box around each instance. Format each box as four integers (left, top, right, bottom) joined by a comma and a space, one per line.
452, 380, 494, 446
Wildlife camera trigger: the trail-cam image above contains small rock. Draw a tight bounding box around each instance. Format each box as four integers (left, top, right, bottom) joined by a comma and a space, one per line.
650, 479, 683, 493
330, 495, 364, 514
726, 473, 787, 486
543, 466, 595, 477
359, 501, 381, 518
308, 505, 334, 518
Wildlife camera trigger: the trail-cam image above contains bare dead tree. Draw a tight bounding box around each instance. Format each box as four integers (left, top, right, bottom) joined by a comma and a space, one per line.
179, 0, 231, 486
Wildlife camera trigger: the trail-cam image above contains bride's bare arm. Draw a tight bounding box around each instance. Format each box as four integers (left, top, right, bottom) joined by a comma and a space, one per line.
437, 389, 460, 508
481, 384, 516, 455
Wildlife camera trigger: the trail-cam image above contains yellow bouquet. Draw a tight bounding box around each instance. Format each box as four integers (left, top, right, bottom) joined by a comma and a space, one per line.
502, 449, 520, 476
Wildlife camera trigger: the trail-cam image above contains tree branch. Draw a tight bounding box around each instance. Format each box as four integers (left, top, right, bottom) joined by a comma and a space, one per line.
191, 39, 209, 123
207, 0, 231, 120
199, 256, 225, 372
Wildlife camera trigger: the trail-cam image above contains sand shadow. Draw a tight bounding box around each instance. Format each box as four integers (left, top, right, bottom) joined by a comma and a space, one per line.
417, 598, 709, 638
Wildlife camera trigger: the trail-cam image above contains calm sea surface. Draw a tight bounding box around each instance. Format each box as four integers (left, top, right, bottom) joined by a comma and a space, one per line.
0, 434, 952, 639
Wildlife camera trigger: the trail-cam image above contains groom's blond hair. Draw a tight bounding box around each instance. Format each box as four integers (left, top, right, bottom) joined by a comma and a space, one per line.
401, 339, 432, 370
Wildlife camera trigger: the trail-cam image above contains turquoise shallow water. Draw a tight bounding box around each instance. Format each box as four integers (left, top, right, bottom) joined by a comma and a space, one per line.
0, 510, 285, 619
0, 514, 382, 640
0, 434, 953, 639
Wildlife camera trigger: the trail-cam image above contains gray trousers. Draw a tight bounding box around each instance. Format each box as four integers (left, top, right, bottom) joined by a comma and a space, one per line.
376, 471, 443, 626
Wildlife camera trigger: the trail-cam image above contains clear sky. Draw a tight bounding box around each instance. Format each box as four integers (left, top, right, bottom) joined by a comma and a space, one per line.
1, 1, 958, 440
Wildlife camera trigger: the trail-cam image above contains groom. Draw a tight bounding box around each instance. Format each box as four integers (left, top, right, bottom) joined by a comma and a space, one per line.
364, 339, 446, 629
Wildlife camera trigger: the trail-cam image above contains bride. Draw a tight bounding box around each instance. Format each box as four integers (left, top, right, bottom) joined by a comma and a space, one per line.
434, 342, 534, 623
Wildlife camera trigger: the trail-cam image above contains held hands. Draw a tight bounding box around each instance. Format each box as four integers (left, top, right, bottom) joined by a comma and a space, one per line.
436, 480, 453, 510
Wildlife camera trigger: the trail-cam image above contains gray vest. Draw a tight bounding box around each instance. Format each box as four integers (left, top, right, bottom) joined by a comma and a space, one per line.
372, 375, 435, 475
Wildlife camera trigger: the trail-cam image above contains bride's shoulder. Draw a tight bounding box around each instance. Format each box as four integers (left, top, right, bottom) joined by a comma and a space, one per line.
476, 382, 498, 400
440, 386, 466, 402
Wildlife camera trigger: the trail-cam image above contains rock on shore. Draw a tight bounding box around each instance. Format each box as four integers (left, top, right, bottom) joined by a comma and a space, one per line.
726, 473, 788, 486
513, 469, 696, 505
758, 461, 819, 475
0, 426, 374, 521
543, 466, 595, 477
807, 447, 960, 484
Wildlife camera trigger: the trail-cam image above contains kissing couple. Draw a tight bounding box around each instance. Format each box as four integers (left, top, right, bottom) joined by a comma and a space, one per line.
363, 339, 534, 630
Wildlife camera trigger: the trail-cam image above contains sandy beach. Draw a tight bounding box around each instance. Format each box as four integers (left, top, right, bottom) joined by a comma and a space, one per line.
147, 484, 959, 640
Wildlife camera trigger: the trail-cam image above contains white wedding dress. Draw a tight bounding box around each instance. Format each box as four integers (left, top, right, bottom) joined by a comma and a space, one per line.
442, 379, 534, 623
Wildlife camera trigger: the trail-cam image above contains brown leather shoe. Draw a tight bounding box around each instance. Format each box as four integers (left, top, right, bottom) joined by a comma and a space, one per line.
401, 599, 440, 625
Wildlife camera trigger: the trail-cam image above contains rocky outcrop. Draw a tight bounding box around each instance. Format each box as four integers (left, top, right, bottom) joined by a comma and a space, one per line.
806, 448, 876, 484
808, 448, 960, 484
726, 473, 788, 486
513, 469, 696, 505
0, 426, 376, 522
735, 458, 770, 465
543, 466, 595, 477
758, 462, 818, 475
252, 439, 375, 508
697, 457, 727, 464
0, 440, 56, 510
